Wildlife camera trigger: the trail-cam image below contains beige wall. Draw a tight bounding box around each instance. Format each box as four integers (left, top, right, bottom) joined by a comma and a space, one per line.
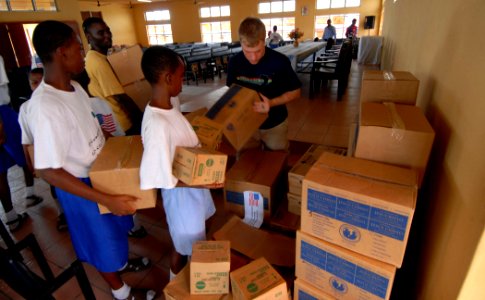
381, 0, 485, 298
132, 0, 381, 46
78, 1, 138, 46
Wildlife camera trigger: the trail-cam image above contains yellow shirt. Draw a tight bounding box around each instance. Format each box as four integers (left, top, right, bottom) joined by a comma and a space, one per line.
85, 50, 132, 132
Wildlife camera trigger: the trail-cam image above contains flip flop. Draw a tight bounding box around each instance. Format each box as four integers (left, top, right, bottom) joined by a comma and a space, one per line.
128, 226, 148, 238
6, 212, 29, 232
26, 195, 43, 207
119, 257, 151, 274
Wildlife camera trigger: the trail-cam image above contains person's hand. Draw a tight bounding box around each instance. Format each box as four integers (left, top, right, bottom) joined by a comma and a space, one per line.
105, 194, 137, 216
253, 94, 270, 113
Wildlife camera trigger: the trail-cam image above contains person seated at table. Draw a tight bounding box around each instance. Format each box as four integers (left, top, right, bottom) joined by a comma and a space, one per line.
267, 25, 284, 49
345, 18, 358, 38
226, 17, 301, 151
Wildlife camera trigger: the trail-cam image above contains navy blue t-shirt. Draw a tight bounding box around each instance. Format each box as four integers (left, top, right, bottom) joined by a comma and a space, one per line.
226, 47, 301, 129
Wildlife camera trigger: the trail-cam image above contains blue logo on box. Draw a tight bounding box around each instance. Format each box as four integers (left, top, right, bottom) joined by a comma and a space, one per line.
339, 224, 361, 242
330, 277, 348, 294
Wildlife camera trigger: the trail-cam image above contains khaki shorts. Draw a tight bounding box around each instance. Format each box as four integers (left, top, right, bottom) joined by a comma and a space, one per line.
247, 119, 289, 151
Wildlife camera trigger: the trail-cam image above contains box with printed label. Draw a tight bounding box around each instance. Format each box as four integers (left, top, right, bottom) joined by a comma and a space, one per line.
190, 241, 231, 295
360, 71, 419, 105
301, 152, 417, 267
173, 147, 227, 186
190, 116, 224, 151
293, 278, 336, 300
205, 85, 267, 151
89, 136, 157, 214
287, 193, 301, 215
288, 145, 346, 196
230, 257, 287, 300
354, 102, 435, 186
164, 265, 230, 300
224, 149, 287, 222
296, 231, 396, 300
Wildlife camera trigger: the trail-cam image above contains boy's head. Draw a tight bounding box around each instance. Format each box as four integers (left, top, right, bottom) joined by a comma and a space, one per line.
82, 17, 113, 53
29, 68, 44, 91
141, 46, 185, 96
238, 17, 266, 65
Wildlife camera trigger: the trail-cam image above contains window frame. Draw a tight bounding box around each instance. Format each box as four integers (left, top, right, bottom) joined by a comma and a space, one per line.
198, 5, 232, 43
258, 0, 296, 14
0, 0, 58, 12
314, 13, 360, 39
316, 0, 360, 9
144, 9, 174, 45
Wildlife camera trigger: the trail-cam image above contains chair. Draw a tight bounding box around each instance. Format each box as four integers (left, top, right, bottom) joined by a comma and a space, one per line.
309, 41, 353, 100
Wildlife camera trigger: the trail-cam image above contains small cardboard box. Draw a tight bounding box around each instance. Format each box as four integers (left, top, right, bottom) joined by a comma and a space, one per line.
287, 192, 301, 216
230, 257, 287, 300
190, 116, 224, 150
190, 241, 231, 295
107, 44, 144, 86
301, 152, 417, 267
296, 231, 396, 300
173, 147, 227, 186
89, 136, 157, 214
205, 85, 267, 151
164, 265, 230, 300
360, 71, 419, 105
293, 279, 336, 300
288, 145, 347, 196
354, 102, 435, 186
213, 216, 295, 268
224, 149, 287, 222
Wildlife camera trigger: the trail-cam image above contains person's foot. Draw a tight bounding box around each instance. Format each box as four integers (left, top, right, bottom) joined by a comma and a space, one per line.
25, 194, 43, 207
6, 213, 29, 232
56, 214, 68, 231
113, 288, 156, 300
119, 257, 151, 274
128, 225, 148, 238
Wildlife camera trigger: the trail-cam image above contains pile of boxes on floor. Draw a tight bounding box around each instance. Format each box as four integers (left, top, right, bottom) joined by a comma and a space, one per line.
292, 70, 435, 300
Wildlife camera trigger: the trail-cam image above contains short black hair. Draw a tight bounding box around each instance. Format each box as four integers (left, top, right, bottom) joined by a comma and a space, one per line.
29, 67, 44, 76
82, 17, 105, 34
141, 46, 183, 84
33, 21, 74, 64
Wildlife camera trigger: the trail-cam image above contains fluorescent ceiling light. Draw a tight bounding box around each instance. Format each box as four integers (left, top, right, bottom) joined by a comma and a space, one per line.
138, 0, 152, 2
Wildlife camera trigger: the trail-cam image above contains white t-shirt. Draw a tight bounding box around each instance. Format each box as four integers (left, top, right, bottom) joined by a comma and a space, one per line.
18, 100, 33, 145
139, 104, 199, 190
28, 80, 105, 178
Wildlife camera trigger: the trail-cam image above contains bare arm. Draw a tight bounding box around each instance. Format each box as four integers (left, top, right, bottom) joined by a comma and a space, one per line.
253, 88, 301, 113
38, 168, 137, 216
176, 180, 224, 190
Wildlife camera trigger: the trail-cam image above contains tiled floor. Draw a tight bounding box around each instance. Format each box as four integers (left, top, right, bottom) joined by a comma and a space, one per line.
0, 60, 377, 299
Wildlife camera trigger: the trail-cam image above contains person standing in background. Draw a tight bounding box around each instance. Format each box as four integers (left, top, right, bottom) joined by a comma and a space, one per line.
322, 19, 337, 41
345, 18, 358, 38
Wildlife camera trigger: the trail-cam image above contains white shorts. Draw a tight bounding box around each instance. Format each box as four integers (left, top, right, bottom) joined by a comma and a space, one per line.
161, 187, 215, 255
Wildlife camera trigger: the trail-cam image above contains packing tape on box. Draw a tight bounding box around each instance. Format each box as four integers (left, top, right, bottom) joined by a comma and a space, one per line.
117, 136, 134, 169
383, 102, 405, 142
383, 71, 396, 80
205, 85, 242, 119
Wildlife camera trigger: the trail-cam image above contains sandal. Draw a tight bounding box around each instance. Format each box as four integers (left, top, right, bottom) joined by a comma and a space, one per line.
113, 288, 156, 300
6, 212, 29, 232
26, 194, 43, 207
119, 257, 151, 274
128, 226, 148, 239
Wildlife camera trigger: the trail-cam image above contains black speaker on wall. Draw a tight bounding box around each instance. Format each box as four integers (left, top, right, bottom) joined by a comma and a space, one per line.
364, 16, 376, 29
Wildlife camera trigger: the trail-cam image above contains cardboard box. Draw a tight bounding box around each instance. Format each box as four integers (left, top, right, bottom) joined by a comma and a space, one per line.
191, 241, 231, 295
185, 107, 209, 123
164, 265, 230, 300
213, 216, 295, 268
301, 152, 417, 267
230, 257, 287, 300
191, 116, 224, 150
224, 149, 287, 222
89, 136, 157, 214
205, 85, 267, 151
123, 79, 151, 111
173, 147, 227, 186
360, 71, 419, 105
107, 44, 144, 86
293, 279, 336, 300
296, 231, 396, 300
288, 145, 346, 196
354, 102, 435, 186
287, 193, 301, 216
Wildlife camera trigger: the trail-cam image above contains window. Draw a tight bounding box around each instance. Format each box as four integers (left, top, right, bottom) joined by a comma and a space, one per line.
314, 14, 360, 39
258, 1, 295, 14
0, 0, 57, 11
145, 10, 173, 45
261, 18, 295, 40
200, 5, 230, 18
200, 21, 231, 43
316, 0, 360, 9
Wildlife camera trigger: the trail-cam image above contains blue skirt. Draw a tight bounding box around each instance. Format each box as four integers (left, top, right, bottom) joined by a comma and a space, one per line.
56, 178, 133, 273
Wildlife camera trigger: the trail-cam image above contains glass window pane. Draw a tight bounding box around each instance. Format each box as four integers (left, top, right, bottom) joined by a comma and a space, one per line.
221, 21, 231, 31
200, 7, 210, 18
316, 0, 330, 9
10, 0, 34, 11
271, 1, 282, 13
283, 1, 295, 12
200, 22, 211, 33
35, 0, 57, 11
212, 22, 221, 32
346, 0, 360, 6
163, 24, 172, 34
202, 34, 211, 43
210, 6, 220, 17
259, 2, 270, 14
331, 0, 345, 8
221, 5, 230, 16
0, 1, 8, 11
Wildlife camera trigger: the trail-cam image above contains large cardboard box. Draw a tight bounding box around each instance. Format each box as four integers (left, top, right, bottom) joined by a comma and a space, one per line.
288, 145, 346, 196
296, 231, 396, 300
164, 265, 230, 300
191, 116, 224, 150
360, 71, 419, 105
287, 192, 301, 216
293, 279, 336, 300
173, 147, 227, 186
107, 45, 151, 111
301, 152, 417, 267
190, 241, 231, 295
230, 257, 287, 300
354, 102, 435, 186
205, 85, 267, 151
89, 136, 157, 214
224, 149, 287, 222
